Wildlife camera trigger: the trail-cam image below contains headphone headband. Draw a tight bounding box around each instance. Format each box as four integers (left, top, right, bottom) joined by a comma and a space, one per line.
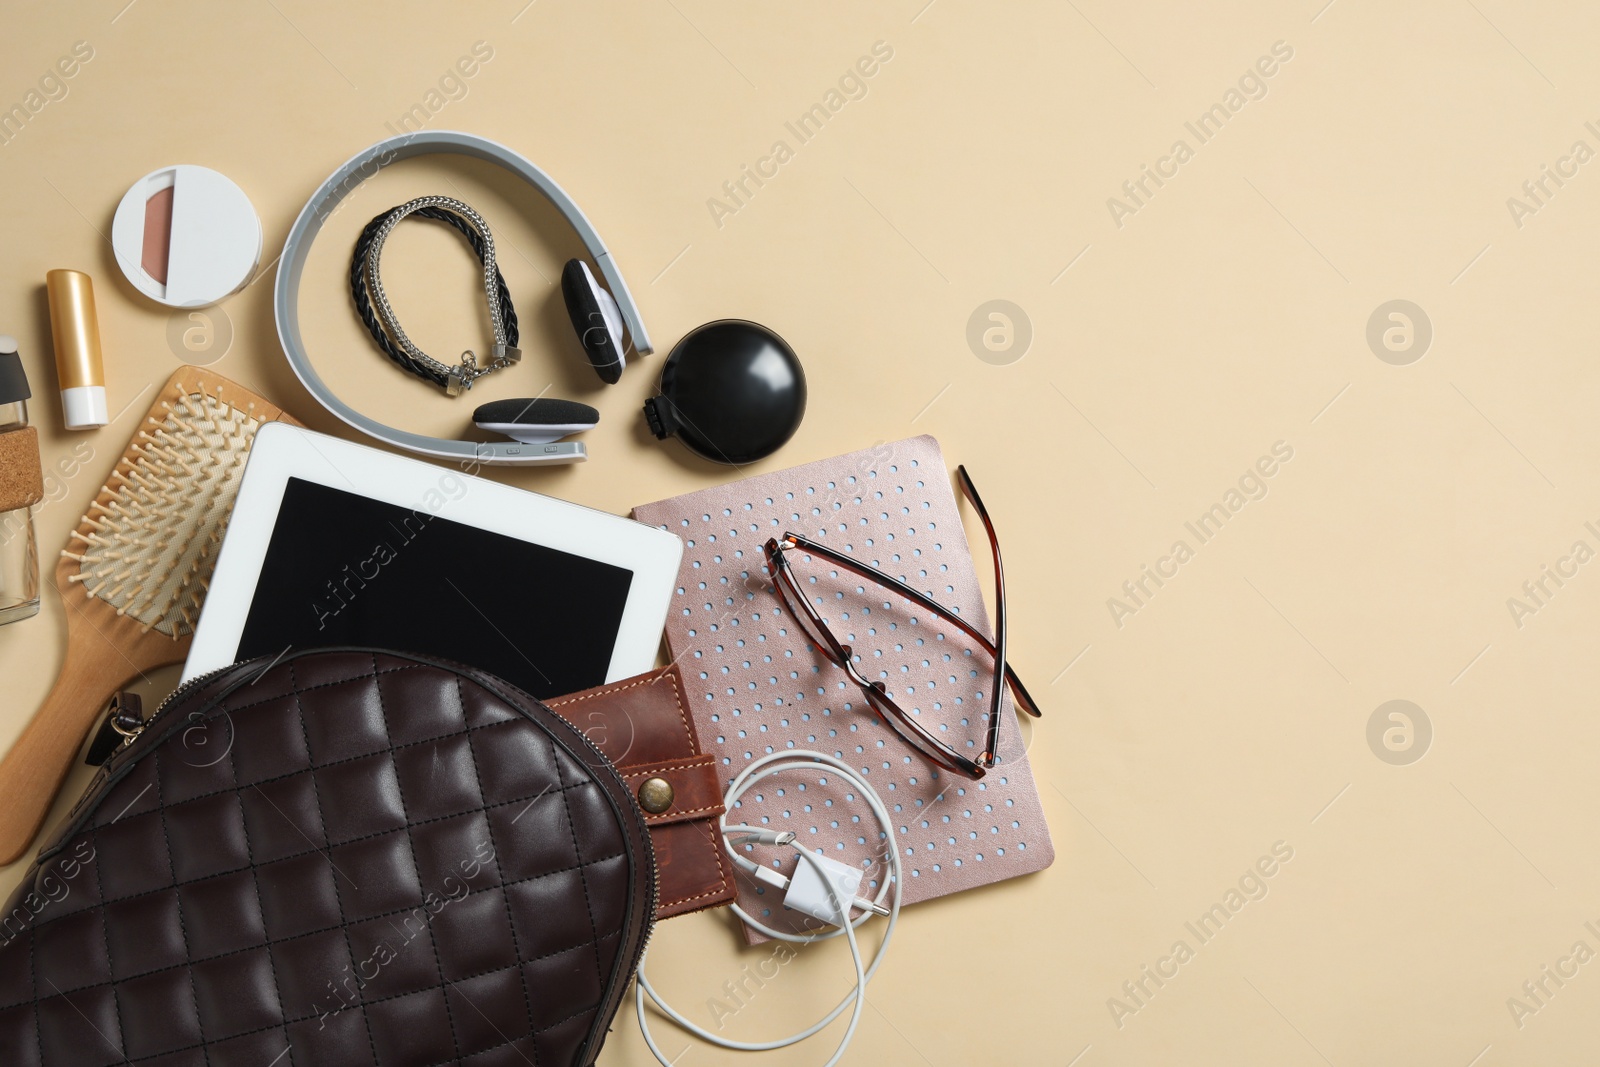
274, 130, 651, 465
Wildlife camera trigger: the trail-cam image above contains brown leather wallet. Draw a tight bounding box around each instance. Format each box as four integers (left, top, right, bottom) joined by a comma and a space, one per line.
545, 666, 735, 919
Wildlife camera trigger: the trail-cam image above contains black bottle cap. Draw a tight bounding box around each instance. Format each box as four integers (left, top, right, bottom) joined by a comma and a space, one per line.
0, 337, 29, 406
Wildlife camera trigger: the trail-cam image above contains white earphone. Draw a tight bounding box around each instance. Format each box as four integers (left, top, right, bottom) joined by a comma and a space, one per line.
634, 751, 903, 1067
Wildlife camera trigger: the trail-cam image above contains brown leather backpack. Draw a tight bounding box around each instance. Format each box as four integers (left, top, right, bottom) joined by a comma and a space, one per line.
0, 648, 667, 1067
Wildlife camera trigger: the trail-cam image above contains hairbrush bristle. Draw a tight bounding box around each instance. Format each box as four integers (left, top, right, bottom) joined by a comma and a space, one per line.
63, 386, 264, 638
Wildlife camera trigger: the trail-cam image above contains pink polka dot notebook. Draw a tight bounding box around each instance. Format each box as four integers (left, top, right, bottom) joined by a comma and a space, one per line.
633, 434, 1054, 936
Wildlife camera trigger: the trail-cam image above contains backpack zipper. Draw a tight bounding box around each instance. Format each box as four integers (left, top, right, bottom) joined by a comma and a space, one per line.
111, 659, 251, 749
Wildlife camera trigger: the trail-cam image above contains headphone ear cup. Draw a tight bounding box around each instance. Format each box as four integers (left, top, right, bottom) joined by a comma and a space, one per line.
473, 397, 599, 445
561, 259, 627, 384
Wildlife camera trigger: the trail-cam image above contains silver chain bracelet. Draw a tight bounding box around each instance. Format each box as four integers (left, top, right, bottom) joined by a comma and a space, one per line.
357, 195, 521, 395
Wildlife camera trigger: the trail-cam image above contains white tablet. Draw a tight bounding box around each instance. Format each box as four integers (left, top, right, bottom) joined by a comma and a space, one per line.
183, 423, 683, 699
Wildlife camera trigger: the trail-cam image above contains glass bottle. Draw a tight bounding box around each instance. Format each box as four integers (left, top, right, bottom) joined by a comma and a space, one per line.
0, 336, 40, 625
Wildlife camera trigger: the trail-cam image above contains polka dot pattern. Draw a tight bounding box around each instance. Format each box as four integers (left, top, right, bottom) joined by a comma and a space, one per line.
634, 436, 1054, 936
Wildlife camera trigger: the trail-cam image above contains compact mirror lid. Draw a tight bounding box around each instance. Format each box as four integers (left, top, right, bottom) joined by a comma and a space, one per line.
643, 319, 805, 465
112, 165, 261, 308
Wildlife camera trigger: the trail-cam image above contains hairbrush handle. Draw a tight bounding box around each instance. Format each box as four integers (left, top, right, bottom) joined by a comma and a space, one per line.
0, 600, 185, 866
0, 649, 119, 865
0, 367, 296, 866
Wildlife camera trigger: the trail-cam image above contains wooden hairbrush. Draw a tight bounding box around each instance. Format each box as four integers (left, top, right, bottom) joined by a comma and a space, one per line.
0, 366, 298, 864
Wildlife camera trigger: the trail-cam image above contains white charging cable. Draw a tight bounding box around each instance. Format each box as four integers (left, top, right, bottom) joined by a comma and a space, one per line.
634, 750, 903, 1067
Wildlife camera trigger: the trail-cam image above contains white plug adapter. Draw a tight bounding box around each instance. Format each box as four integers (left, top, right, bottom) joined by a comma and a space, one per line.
784, 853, 868, 927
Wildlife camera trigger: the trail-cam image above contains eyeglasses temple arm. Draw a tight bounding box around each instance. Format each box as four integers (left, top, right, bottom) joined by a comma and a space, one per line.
953, 467, 1004, 767
1003, 666, 1043, 718
779, 527, 1044, 720
955, 468, 1045, 722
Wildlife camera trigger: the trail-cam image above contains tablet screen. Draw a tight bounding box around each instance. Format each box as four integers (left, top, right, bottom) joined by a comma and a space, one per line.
233, 477, 635, 698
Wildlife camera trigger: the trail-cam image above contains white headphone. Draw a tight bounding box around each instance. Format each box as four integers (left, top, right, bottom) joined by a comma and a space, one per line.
275, 130, 651, 465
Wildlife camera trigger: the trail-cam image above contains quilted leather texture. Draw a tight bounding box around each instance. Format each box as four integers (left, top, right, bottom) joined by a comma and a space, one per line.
0, 649, 654, 1067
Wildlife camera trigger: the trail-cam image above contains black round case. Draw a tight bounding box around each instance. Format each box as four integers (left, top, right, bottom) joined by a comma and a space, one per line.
642, 320, 806, 465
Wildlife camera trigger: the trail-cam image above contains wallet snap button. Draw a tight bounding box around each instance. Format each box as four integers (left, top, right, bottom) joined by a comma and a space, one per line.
637, 777, 674, 814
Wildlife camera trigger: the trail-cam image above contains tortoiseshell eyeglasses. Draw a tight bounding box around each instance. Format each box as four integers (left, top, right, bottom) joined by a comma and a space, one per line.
763, 466, 1040, 779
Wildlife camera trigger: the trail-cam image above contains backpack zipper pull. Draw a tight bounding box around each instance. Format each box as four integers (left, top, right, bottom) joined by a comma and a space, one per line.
84, 692, 145, 767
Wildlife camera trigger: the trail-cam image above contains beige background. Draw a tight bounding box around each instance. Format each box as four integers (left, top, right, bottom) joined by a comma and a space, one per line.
2, 0, 1598, 1063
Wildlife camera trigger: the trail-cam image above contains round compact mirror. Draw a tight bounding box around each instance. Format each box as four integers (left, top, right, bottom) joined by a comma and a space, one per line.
642, 320, 806, 464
